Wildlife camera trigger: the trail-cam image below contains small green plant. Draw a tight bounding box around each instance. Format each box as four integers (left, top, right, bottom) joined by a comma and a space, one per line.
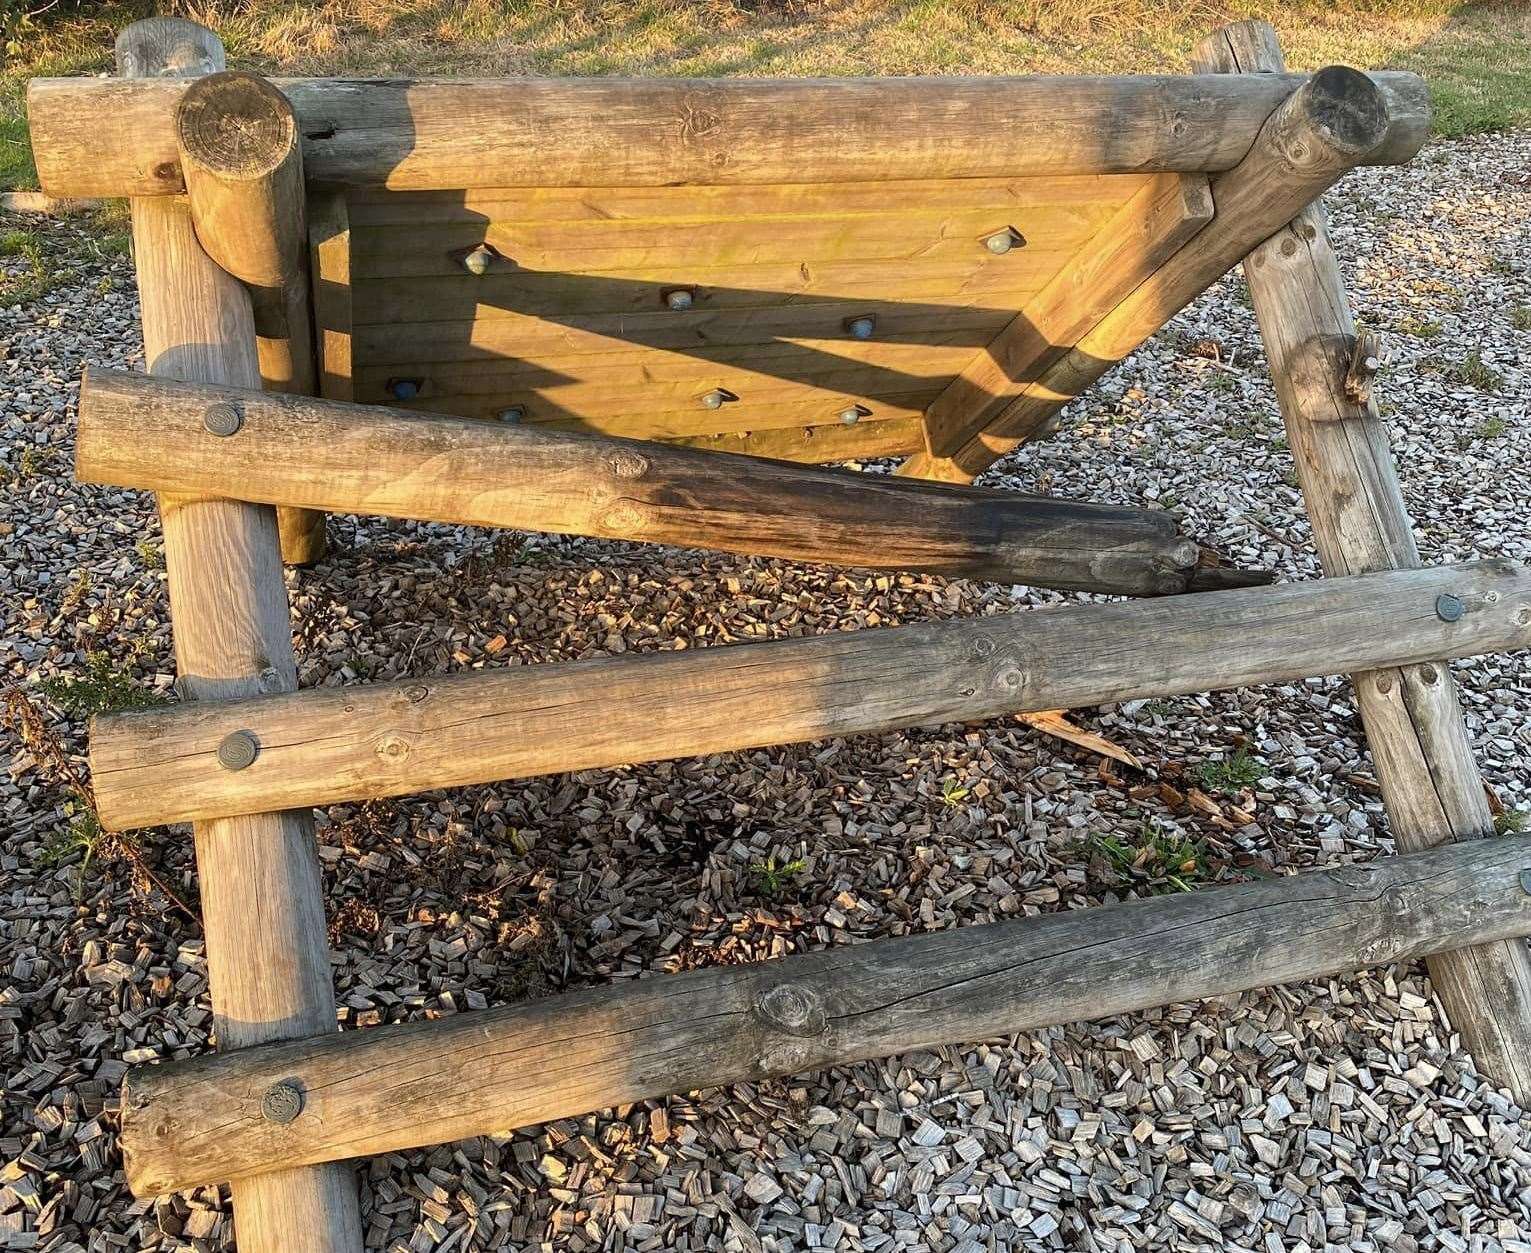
1141, 699, 1178, 719
1091, 823, 1206, 894
1474, 416, 1508, 441
750, 854, 806, 898
40, 800, 106, 889
1399, 315, 1442, 340
0, 228, 37, 257
1448, 351, 1502, 393
1511, 307, 1531, 332
939, 777, 970, 809
1191, 748, 1262, 796
0, 230, 57, 309
1494, 809, 1529, 837
39, 651, 166, 719
134, 539, 164, 569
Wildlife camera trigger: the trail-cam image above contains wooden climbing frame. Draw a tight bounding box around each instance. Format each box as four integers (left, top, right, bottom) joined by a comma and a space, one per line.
27, 18, 1531, 1251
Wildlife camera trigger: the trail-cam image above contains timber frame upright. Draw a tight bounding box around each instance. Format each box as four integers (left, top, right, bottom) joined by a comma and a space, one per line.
25, 18, 1531, 1250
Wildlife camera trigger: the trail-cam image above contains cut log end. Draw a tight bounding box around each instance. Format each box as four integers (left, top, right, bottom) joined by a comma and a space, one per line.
115, 18, 225, 80
1302, 66, 1391, 160
175, 71, 297, 181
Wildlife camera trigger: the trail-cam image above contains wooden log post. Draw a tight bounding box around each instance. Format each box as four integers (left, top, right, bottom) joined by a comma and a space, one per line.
1194, 19, 1531, 1103
28, 71, 1431, 200
91, 560, 1531, 831
113, 19, 361, 1253
121, 831, 1531, 1194
900, 62, 1429, 482
174, 70, 327, 565
75, 367, 1268, 597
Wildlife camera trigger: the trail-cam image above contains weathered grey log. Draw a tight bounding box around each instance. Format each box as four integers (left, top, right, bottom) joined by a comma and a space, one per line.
119, 831, 1531, 1194
114, 19, 362, 1253
174, 70, 327, 565
90, 560, 1531, 831
76, 366, 1261, 597
901, 61, 1420, 483
1195, 18, 1531, 1104
28, 70, 1431, 199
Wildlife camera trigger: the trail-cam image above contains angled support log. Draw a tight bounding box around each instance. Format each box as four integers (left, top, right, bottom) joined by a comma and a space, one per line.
90, 560, 1531, 831
76, 367, 1265, 597
113, 19, 361, 1253
121, 832, 1531, 1194
1195, 19, 1531, 1103
28, 71, 1430, 199
919, 173, 1212, 459
174, 70, 327, 565
900, 62, 1428, 483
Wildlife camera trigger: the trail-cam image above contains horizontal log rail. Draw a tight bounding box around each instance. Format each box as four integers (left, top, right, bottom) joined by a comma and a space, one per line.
76, 367, 1260, 597
29, 70, 1430, 198
120, 831, 1531, 1194
91, 560, 1531, 830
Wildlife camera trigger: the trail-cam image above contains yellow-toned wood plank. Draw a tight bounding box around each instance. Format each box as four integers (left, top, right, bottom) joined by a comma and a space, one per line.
343, 175, 1156, 226
348, 254, 1068, 326
307, 191, 353, 401
350, 204, 1119, 279
919, 173, 1213, 459
389, 387, 937, 437
354, 336, 981, 401
664, 417, 925, 464
354, 300, 1014, 366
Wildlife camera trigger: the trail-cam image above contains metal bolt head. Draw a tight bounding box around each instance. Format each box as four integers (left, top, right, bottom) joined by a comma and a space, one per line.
846, 315, 876, 340
984, 229, 1017, 255
497, 405, 525, 423
261, 1083, 303, 1124
701, 389, 726, 410
1435, 593, 1465, 623
838, 406, 863, 425
665, 288, 694, 311
203, 402, 241, 437
462, 245, 494, 276
216, 730, 259, 771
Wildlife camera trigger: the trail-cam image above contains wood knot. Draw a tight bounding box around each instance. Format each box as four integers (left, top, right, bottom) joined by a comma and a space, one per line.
756, 983, 826, 1038
375, 733, 411, 763
403, 683, 430, 704
601, 501, 650, 535
608, 450, 650, 480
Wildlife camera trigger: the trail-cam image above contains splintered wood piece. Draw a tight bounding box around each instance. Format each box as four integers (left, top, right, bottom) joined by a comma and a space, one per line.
1017, 710, 1143, 770
77, 367, 1239, 597
27, 71, 1431, 199
88, 560, 1531, 831
1196, 18, 1531, 1105
919, 173, 1212, 459
901, 63, 1420, 483
118, 832, 1531, 1195
174, 69, 326, 563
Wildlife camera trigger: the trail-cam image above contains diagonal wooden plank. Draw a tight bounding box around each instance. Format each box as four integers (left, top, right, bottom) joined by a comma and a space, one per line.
919, 173, 1211, 459
898, 62, 1425, 483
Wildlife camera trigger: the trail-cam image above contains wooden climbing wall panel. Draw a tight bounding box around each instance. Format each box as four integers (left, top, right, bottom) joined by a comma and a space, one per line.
318, 173, 1194, 463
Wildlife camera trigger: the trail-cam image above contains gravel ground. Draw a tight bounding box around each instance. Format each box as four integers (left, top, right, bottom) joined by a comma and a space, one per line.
2, 131, 1530, 1253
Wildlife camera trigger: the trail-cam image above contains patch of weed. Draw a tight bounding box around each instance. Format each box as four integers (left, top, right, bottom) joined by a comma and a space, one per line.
1191, 748, 1262, 796
39, 650, 166, 719
750, 854, 806, 898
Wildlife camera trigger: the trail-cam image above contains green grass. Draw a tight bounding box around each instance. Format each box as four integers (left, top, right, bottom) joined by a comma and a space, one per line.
1191, 747, 1262, 795
4, 1, 1531, 192
1512, 306, 1531, 331
1447, 350, 1503, 392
